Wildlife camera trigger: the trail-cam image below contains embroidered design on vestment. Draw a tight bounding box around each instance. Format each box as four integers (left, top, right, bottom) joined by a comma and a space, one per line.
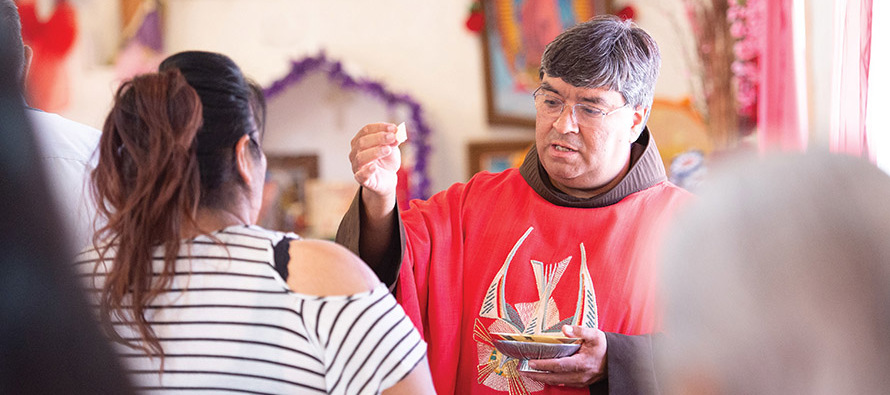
474, 226, 597, 394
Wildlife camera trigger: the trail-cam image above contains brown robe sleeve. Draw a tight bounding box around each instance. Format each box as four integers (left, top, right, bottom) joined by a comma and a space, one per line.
589, 333, 660, 395
335, 187, 405, 292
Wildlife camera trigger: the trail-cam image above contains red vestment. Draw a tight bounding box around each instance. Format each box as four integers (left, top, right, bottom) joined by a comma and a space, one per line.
398, 166, 689, 394
338, 129, 693, 394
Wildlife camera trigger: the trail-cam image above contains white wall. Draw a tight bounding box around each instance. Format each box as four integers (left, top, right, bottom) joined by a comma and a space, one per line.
60, 0, 692, 193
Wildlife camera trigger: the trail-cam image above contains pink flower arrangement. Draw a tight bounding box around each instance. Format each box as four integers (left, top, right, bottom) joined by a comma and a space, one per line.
727, 0, 763, 130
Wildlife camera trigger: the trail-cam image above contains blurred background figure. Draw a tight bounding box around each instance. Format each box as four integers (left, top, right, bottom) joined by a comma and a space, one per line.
0, 2, 132, 392
657, 151, 890, 394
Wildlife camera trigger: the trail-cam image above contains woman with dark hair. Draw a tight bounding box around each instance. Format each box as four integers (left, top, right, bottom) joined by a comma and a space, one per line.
77, 51, 434, 394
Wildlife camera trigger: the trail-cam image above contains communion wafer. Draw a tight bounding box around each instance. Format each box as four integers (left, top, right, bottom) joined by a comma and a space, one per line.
396, 122, 408, 144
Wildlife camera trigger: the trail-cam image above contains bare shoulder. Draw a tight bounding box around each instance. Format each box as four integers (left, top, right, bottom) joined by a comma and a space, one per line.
285, 239, 381, 296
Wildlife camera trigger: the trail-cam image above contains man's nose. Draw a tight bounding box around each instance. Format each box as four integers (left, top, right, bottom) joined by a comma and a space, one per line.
553, 104, 579, 134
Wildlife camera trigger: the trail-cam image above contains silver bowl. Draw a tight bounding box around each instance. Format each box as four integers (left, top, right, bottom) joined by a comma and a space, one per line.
492, 339, 581, 372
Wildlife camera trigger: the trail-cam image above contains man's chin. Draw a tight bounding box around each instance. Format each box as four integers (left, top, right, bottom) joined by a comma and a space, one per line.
542, 158, 581, 177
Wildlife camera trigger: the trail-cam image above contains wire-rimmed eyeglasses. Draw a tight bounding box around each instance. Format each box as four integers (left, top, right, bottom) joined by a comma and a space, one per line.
532, 87, 627, 127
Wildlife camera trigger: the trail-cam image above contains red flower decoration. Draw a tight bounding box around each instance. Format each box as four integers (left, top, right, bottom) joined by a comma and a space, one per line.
616, 6, 636, 21
465, 1, 484, 33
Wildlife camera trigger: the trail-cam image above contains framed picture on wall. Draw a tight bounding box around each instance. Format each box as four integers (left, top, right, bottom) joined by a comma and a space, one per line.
468, 140, 535, 178
257, 155, 319, 235
481, 0, 614, 126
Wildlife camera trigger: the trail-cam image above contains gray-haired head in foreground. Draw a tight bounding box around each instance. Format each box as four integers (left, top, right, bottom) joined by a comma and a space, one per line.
658, 151, 890, 394
540, 14, 660, 111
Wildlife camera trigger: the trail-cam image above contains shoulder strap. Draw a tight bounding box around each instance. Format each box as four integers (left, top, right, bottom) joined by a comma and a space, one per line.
272, 236, 296, 281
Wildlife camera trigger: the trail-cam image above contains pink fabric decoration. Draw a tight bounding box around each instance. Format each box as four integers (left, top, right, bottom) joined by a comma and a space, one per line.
757, 0, 806, 152
829, 0, 874, 160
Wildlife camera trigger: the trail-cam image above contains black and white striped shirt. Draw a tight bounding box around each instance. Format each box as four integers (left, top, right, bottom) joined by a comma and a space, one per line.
76, 225, 426, 395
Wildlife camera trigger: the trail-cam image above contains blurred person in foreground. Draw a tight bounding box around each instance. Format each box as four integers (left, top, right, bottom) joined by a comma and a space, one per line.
76, 50, 434, 394
658, 151, 890, 394
339, 15, 692, 394
0, 6, 132, 392
1, 0, 101, 251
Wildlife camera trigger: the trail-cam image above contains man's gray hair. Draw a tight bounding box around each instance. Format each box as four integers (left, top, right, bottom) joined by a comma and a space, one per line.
540, 14, 660, 111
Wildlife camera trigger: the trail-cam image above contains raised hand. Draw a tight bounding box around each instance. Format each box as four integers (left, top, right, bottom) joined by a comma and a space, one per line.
349, 122, 401, 217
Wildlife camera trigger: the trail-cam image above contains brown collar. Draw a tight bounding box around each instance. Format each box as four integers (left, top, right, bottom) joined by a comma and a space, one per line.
519, 127, 667, 208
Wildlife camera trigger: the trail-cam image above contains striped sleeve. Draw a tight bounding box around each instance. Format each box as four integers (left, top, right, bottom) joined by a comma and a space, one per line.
301, 284, 427, 395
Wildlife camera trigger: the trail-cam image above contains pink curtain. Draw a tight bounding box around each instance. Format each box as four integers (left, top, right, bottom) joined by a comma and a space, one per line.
829, 0, 874, 159
757, 0, 806, 152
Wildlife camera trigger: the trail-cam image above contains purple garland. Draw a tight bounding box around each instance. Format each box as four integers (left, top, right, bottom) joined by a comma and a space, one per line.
263, 53, 431, 200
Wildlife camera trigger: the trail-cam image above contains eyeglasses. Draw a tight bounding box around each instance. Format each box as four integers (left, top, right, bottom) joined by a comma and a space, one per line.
532, 87, 627, 127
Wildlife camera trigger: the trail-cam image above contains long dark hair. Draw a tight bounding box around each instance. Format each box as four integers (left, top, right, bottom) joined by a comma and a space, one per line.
91, 51, 264, 358
158, 51, 265, 209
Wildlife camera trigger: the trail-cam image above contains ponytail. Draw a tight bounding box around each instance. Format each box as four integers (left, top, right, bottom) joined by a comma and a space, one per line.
91, 69, 203, 357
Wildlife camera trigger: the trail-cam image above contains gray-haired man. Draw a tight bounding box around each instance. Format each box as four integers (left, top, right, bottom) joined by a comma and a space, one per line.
339, 15, 691, 395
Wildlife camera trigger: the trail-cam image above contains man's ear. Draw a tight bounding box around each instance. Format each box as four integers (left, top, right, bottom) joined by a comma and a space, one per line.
234, 134, 255, 185
630, 105, 649, 142
22, 45, 33, 82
